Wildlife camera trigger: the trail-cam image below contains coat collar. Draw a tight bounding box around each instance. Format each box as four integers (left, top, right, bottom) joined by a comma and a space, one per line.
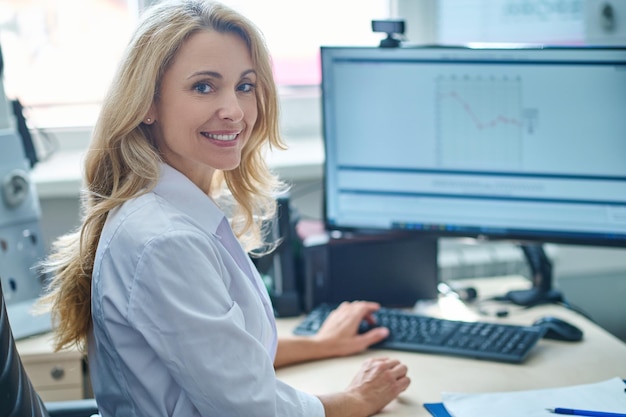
152, 163, 224, 235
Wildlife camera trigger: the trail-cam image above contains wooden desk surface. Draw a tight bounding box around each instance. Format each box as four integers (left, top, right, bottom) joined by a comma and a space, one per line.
275, 276, 626, 416
17, 276, 626, 412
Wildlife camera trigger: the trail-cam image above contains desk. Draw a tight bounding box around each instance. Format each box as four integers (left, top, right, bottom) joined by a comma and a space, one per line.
275, 276, 626, 416
16, 276, 626, 414
15, 332, 88, 401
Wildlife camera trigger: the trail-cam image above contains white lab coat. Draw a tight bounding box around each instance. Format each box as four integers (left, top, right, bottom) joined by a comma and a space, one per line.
88, 163, 324, 417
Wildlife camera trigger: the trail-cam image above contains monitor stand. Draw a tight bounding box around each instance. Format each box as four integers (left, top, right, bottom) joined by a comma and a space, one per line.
503, 243, 563, 307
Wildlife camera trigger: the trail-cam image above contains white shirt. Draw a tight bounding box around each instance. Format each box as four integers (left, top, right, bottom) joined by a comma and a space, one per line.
89, 163, 324, 417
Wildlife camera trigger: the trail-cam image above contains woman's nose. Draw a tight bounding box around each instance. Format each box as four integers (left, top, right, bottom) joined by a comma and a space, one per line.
217, 91, 244, 122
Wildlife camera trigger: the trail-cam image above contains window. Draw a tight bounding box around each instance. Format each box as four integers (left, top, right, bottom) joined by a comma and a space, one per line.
0, 0, 389, 132
225, 1, 389, 85
436, 0, 585, 45
0, 0, 136, 128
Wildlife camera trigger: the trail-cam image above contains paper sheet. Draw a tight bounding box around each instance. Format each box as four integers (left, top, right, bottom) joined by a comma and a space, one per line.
441, 377, 626, 417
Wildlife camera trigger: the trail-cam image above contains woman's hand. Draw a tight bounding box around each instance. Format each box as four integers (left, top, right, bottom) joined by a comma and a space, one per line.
319, 356, 411, 417
274, 301, 390, 368
312, 301, 390, 357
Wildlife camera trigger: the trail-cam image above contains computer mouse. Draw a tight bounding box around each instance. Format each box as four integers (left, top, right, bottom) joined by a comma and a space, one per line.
532, 316, 583, 342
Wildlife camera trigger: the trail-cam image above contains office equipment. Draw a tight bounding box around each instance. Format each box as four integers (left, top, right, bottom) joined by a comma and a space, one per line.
12, 98, 38, 168
320, 44, 626, 306
548, 408, 626, 417
294, 302, 545, 363
532, 315, 584, 342
0, 43, 50, 339
371, 19, 405, 48
299, 231, 438, 312
251, 196, 302, 317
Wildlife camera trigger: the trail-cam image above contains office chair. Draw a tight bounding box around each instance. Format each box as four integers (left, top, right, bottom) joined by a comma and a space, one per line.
0, 281, 99, 417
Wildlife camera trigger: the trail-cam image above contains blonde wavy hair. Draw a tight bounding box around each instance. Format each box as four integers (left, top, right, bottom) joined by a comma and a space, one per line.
39, 0, 286, 351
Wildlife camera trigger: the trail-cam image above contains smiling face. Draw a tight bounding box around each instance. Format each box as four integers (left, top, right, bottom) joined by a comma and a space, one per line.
147, 30, 258, 193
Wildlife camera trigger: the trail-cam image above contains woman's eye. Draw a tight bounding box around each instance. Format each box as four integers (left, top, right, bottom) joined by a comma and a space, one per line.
238, 82, 255, 93
193, 82, 213, 94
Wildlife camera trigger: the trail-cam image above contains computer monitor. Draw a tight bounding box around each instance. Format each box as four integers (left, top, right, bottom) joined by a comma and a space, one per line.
320, 44, 626, 306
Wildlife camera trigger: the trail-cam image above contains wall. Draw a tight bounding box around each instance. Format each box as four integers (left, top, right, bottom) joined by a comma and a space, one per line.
553, 246, 626, 341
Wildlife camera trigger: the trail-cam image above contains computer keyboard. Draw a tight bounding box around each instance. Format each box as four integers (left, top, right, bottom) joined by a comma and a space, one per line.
293, 303, 547, 363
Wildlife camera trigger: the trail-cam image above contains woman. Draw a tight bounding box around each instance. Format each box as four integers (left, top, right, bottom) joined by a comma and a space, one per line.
40, 1, 410, 416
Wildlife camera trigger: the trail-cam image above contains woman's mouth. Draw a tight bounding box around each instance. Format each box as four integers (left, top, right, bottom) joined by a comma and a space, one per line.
201, 132, 239, 141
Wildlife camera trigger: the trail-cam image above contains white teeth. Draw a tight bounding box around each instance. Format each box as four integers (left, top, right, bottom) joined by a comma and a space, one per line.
203, 133, 238, 141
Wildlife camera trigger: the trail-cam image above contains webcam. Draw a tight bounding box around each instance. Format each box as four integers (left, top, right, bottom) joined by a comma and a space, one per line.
371, 19, 405, 48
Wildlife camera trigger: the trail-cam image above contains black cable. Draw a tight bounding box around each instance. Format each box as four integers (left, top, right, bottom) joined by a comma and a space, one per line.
552, 298, 596, 323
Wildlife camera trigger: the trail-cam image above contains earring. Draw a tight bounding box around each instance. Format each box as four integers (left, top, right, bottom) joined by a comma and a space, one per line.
146, 118, 152, 123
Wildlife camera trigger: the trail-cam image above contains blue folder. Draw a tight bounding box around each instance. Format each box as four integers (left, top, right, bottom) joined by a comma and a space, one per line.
423, 402, 453, 417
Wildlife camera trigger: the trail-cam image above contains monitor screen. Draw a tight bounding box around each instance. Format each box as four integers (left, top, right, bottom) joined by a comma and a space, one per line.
321, 45, 626, 248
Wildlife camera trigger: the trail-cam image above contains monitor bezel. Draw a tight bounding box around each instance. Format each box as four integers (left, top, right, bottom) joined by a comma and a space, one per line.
320, 44, 626, 249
